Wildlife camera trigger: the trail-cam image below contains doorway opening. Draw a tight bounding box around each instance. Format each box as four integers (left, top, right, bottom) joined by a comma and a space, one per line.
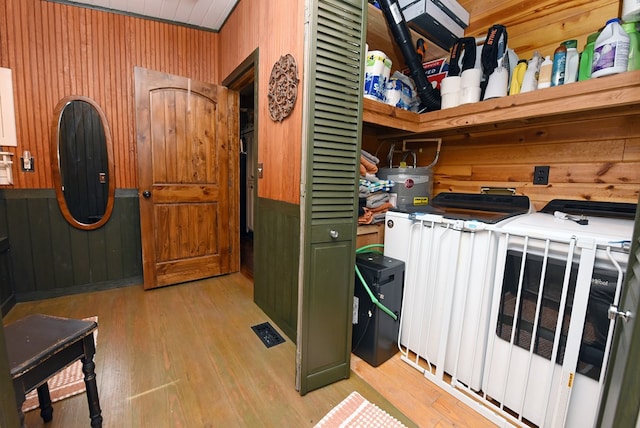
223, 50, 258, 280
239, 84, 255, 279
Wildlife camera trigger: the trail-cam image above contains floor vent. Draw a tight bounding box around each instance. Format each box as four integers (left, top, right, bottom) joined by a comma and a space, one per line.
251, 322, 285, 348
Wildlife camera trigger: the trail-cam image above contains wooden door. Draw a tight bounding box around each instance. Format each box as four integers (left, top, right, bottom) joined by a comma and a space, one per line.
134, 67, 239, 290
296, 0, 366, 395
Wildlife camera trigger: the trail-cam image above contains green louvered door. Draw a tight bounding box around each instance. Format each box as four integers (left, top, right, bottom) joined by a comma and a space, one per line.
597, 200, 640, 427
296, 0, 366, 395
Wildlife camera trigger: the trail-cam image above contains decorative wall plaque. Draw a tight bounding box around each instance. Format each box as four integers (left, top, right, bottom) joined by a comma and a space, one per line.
268, 54, 299, 122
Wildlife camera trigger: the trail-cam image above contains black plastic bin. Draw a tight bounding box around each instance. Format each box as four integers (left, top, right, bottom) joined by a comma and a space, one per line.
352, 252, 404, 367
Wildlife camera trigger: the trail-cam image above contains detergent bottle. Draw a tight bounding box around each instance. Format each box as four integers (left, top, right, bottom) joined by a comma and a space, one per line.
623, 21, 640, 71
578, 32, 599, 81
592, 18, 630, 77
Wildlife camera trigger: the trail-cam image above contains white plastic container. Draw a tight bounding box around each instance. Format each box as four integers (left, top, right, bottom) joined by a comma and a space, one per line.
563, 40, 579, 83
592, 18, 630, 78
622, 0, 640, 22
520, 52, 541, 93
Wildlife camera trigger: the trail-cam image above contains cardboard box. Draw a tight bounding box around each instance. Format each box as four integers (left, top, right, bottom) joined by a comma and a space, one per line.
402, 57, 449, 90
431, 0, 469, 28
398, 0, 469, 26
399, 0, 468, 50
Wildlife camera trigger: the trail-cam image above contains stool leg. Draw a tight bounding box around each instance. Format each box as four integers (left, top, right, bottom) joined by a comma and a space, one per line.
37, 382, 54, 422
13, 383, 26, 428
81, 355, 103, 428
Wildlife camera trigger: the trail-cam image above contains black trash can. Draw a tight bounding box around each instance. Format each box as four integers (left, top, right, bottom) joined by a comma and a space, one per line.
352, 252, 404, 367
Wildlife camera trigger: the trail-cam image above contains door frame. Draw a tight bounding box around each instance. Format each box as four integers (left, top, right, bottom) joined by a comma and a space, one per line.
223, 49, 260, 275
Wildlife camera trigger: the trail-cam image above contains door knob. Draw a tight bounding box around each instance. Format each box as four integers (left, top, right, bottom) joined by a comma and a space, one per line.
608, 305, 632, 322
330, 230, 339, 239
142, 190, 151, 199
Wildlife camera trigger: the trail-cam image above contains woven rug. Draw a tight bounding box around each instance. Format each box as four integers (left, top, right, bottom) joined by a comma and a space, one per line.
22, 316, 98, 413
314, 391, 408, 428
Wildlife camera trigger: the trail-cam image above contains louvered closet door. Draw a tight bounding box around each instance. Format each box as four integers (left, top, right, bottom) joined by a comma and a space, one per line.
296, 0, 366, 395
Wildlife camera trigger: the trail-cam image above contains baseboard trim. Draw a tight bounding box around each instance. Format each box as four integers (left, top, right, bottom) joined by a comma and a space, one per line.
15, 276, 143, 303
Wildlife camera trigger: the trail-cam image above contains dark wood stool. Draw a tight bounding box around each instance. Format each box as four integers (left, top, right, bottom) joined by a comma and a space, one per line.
4, 314, 102, 427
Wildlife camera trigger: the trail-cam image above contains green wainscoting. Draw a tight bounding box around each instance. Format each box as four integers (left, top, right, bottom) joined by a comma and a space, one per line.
253, 197, 300, 343
0, 189, 142, 303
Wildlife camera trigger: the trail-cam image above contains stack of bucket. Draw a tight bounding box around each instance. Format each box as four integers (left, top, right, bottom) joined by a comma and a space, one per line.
440, 68, 482, 109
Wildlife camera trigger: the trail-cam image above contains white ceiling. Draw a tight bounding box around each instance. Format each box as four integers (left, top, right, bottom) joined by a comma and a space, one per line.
58, 0, 239, 31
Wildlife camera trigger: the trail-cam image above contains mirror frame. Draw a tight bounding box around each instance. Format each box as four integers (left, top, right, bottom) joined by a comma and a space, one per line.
51, 95, 115, 231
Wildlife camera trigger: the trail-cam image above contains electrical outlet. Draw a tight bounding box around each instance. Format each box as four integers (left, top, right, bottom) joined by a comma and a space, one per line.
533, 166, 550, 185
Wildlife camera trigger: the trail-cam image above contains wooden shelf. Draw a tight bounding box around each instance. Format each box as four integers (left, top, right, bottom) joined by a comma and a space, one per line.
363, 70, 640, 138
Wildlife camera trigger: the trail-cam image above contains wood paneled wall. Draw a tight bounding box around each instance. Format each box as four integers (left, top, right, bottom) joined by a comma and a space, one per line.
458, 0, 619, 62
218, 0, 304, 205
0, 0, 219, 189
363, 113, 640, 211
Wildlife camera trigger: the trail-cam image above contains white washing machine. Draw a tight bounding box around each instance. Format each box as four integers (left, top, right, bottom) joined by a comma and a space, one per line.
384, 192, 531, 391
482, 200, 636, 428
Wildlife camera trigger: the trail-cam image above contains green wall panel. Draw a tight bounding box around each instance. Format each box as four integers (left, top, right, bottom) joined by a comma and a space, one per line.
0, 189, 142, 302
253, 197, 300, 342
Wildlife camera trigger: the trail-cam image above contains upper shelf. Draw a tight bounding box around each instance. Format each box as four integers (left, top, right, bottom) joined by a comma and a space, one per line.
362, 70, 640, 138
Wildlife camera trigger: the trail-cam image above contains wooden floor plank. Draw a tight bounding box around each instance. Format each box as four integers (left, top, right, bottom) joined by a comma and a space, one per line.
3, 273, 498, 427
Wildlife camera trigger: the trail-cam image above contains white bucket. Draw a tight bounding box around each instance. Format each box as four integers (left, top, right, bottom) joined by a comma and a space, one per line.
364, 50, 392, 102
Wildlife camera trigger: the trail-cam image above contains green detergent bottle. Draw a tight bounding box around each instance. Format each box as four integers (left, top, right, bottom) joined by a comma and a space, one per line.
623, 21, 640, 71
578, 32, 599, 81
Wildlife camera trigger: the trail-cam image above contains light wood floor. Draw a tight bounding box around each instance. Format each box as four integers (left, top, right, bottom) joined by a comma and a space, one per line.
4, 273, 497, 428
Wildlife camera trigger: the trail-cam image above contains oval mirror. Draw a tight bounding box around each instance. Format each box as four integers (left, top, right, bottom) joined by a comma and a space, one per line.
51, 96, 115, 230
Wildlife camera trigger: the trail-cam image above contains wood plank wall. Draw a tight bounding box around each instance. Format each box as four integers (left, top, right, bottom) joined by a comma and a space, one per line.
218, 0, 304, 205
458, 0, 620, 62
363, 113, 640, 211
0, 0, 219, 190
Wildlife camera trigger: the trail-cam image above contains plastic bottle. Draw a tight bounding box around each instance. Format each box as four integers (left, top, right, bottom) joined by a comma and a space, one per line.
537, 55, 553, 89
578, 32, 599, 81
551, 44, 567, 86
622, 21, 640, 71
592, 18, 630, 77
509, 60, 527, 95
563, 40, 579, 83
520, 52, 541, 93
